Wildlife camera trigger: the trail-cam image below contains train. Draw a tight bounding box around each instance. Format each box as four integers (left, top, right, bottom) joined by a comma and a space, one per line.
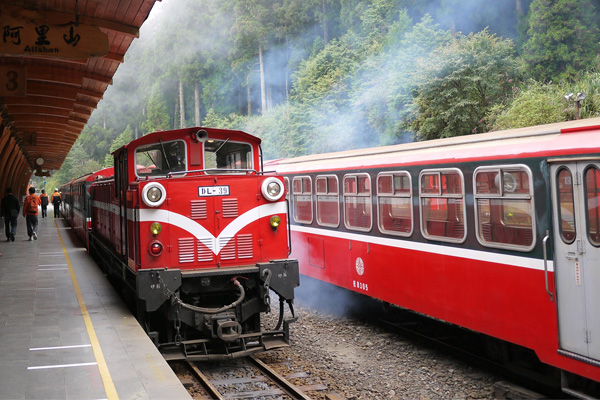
267, 117, 600, 398
60, 167, 114, 248
59, 126, 299, 361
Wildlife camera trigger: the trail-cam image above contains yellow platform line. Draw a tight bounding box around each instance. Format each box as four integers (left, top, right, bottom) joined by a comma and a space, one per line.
55, 219, 119, 400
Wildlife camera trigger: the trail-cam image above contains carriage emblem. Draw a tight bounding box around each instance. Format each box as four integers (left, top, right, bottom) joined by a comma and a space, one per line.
355, 257, 365, 276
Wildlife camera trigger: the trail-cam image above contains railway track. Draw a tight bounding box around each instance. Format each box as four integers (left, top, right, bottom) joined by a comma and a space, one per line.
173, 355, 329, 399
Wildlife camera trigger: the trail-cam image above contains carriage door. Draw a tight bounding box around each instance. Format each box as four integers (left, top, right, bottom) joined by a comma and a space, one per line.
550, 161, 600, 362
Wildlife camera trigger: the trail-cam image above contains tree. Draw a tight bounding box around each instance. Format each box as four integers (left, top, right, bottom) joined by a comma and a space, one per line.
352, 14, 451, 144
77, 124, 113, 162
54, 142, 102, 186
103, 125, 135, 167
202, 108, 245, 129
142, 84, 171, 134
291, 34, 361, 106
409, 29, 523, 140
491, 80, 567, 129
492, 70, 600, 129
230, 0, 278, 114
522, 0, 600, 82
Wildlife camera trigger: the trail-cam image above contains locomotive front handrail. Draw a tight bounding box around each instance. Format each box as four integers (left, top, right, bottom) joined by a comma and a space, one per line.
167, 168, 259, 177
543, 231, 554, 302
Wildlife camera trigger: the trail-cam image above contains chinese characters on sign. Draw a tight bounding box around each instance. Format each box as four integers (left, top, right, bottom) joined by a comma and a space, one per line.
0, 4, 109, 60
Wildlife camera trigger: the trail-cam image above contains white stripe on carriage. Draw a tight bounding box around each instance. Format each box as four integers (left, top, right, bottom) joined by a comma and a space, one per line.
291, 224, 554, 272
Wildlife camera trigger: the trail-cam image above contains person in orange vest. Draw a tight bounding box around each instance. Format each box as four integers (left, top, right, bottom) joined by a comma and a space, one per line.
39, 189, 49, 218
51, 188, 62, 218
23, 187, 40, 241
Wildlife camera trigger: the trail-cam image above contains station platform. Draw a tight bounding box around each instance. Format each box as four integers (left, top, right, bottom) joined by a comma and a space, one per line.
0, 207, 191, 400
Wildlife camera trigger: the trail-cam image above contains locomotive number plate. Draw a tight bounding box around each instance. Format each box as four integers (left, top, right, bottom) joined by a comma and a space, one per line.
198, 185, 230, 196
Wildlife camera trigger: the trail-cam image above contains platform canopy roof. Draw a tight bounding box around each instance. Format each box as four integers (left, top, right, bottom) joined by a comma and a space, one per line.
0, 0, 161, 196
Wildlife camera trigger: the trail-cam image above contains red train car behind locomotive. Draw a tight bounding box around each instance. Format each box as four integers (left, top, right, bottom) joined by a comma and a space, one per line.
268, 118, 600, 397
62, 127, 299, 360
60, 167, 114, 248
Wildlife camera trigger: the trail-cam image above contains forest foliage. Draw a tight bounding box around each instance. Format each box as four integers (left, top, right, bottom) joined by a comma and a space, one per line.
40, 0, 600, 189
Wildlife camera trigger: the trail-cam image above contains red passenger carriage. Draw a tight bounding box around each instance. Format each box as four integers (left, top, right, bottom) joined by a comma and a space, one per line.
62, 127, 299, 360
60, 167, 114, 248
269, 118, 600, 397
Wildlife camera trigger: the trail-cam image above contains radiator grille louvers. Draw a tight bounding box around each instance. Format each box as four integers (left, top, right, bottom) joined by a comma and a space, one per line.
190, 200, 207, 219
197, 237, 214, 262
219, 236, 236, 260
222, 198, 239, 218
178, 238, 195, 263
237, 234, 253, 259
176, 235, 254, 263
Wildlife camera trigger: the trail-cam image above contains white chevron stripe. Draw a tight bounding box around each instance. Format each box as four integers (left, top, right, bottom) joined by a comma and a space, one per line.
138, 202, 286, 255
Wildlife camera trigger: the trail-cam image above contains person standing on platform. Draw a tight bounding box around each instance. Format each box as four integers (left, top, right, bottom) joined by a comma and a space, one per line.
23, 187, 40, 241
1, 187, 20, 242
40, 189, 49, 218
51, 188, 61, 218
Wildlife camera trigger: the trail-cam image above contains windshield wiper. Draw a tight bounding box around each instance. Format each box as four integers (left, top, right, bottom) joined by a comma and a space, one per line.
215, 137, 230, 154
145, 152, 157, 166
159, 140, 171, 170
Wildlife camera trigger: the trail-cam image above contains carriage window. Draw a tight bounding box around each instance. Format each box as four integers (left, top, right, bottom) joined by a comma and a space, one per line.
420, 169, 465, 242
292, 176, 313, 224
474, 165, 534, 251
557, 168, 576, 244
136, 140, 186, 177
344, 174, 372, 231
316, 175, 339, 227
585, 166, 600, 246
204, 140, 253, 172
378, 172, 412, 236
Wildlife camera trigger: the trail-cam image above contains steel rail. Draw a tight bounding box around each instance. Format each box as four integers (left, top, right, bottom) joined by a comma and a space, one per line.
185, 361, 224, 400
248, 355, 312, 400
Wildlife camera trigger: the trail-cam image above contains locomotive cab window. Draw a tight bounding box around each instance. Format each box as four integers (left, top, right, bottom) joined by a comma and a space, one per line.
135, 140, 186, 178
316, 175, 340, 227
377, 172, 413, 236
474, 165, 535, 251
343, 173, 372, 231
292, 176, 313, 224
204, 140, 253, 172
420, 169, 466, 243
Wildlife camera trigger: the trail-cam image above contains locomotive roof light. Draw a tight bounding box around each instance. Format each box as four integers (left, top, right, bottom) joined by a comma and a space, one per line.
261, 177, 284, 202
142, 182, 167, 207
150, 222, 162, 235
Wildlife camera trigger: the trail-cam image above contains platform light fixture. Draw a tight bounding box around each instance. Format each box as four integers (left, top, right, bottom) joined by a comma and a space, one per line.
565, 92, 586, 119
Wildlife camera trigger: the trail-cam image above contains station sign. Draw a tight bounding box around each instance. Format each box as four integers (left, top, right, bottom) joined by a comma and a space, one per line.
0, 4, 109, 60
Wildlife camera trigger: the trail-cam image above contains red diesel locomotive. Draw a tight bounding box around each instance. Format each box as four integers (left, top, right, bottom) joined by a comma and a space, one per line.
62, 127, 299, 360
268, 118, 600, 397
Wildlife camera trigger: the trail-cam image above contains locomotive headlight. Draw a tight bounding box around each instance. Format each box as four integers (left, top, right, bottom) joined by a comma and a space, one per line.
261, 177, 284, 202
150, 222, 162, 235
142, 182, 167, 207
148, 187, 162, 202
270, 215, 282, 228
